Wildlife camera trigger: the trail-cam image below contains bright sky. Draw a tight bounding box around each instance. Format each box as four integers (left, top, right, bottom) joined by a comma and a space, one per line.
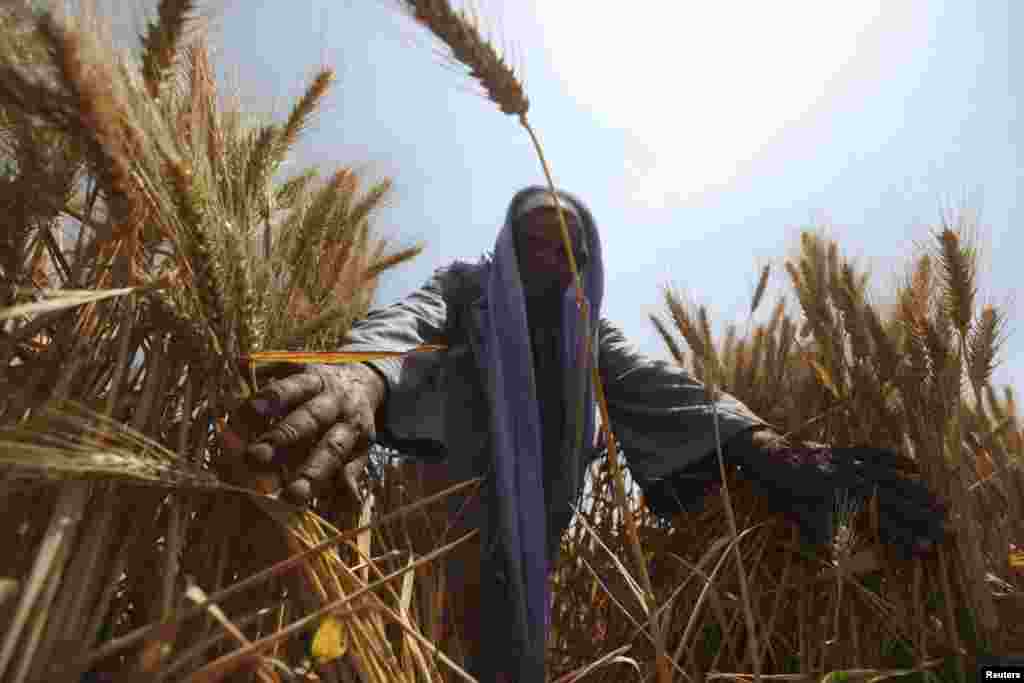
124, 1, 1022, 395
538, 1, 898, 207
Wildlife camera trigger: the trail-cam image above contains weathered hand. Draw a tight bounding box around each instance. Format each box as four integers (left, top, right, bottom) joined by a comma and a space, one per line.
733, 434, 948, 558
639, 428, 948, 560
221, 362, 386, 505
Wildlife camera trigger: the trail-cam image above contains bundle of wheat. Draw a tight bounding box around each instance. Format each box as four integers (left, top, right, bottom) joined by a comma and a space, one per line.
0, 3, 442, 682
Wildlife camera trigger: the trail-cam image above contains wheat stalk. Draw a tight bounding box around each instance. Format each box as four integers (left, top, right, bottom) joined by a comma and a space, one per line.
698, 302, 763, 680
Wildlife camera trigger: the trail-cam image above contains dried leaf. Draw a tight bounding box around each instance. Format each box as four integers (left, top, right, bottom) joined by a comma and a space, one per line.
310, 615, 347, 665
1010, 551, 1024, 571
808, 357, 840, 400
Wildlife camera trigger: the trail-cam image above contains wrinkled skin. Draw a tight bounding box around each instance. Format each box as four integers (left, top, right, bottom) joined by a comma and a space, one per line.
221, 362, 386, 504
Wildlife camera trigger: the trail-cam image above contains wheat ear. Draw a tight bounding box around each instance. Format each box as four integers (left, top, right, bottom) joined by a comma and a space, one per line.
140, 0, 197, 98
398, 0, 528, 116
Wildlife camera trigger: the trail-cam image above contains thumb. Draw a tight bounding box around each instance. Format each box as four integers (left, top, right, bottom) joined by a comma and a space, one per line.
342, 453, 371, 503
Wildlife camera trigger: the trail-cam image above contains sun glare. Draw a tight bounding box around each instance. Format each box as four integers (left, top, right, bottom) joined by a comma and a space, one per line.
534, 2, 923, 208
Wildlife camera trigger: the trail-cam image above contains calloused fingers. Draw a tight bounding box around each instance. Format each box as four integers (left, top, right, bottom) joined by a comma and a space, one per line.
250, 371, 325, 420
246, 390, 345, 466
285, 420, 367, 504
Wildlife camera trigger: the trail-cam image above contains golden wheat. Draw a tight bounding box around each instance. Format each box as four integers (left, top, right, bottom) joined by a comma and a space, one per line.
397, 0, 528, 117
140, 0, 197, 99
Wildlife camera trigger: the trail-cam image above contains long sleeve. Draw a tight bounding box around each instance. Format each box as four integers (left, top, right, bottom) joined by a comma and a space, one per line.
597, 320, 947, 555
338, 267, 452, 392
337, 267, 462, 461
597, 318, 769, 482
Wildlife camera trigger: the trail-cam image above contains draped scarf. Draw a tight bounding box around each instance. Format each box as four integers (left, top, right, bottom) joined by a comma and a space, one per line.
477, 186, 604, 681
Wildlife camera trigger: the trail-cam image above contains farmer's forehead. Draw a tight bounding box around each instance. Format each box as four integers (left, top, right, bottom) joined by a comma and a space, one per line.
516, 207, 581, 236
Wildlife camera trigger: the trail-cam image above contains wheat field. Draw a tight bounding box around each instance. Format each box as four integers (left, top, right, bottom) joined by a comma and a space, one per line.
0, 2, 1020, 682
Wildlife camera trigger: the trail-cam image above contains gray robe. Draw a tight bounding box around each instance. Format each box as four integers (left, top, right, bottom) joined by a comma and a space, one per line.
339, 261, 766, 570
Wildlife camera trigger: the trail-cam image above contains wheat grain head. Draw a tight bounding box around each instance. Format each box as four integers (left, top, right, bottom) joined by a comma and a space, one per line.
397, 0, 528, 117
967, 305, 1006, 392
649, 313, 687, 368
140, 0, 198, 99
937, 227, 976, 340
750, 264, 770, 316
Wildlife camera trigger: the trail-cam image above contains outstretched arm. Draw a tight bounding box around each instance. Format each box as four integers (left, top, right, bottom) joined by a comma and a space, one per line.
597, 317, 768, 484
598, 318, 946, 558
338, 265, 477, 462
222, 267, 460, 503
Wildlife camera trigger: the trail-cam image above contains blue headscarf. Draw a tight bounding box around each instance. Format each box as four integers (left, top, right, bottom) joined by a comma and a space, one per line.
477, 186, 604, 681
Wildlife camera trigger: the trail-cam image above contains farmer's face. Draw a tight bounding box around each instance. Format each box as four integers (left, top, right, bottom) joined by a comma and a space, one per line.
516, 207, 579, 297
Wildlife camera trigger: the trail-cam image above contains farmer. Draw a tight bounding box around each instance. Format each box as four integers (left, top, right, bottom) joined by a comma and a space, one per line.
224, 186, 946, 682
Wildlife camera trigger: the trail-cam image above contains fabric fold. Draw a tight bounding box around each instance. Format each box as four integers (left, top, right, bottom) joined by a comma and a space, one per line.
478, 186, 604, 682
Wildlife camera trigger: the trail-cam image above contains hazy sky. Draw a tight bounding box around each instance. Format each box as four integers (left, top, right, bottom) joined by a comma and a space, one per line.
123, 1, 1022, 394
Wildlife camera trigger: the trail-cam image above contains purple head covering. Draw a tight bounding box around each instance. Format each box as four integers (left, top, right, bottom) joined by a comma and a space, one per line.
477, 186, 604, 681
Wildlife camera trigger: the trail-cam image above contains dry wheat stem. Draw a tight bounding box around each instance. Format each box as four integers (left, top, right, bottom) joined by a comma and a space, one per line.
182, 529, 480, 683
80, 476, 481, 670
669, 526, 765, 671
182, 581, 279, 683
710, 401, 762, 681
0, 481, 91, 681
